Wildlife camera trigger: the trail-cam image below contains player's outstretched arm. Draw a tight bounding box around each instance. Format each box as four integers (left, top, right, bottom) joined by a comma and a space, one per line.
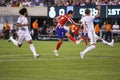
16, 23, 29, 27
95, 6, 101, 18
73, 21, 81, 26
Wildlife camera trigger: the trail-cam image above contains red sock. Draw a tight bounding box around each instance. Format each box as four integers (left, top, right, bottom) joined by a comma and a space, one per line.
84, 37, 88, 46
81, 36, 88, 46
68, 35, 76, 42
56, 41, 62, 50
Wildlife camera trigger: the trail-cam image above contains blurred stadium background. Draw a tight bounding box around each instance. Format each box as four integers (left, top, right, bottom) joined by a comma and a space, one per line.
0, 0, 120, 80
0, 0, 120, 42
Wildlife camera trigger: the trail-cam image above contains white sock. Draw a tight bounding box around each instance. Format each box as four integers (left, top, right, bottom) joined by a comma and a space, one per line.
10, 37, 18, 47
30, 44, 37, 56
102, 39, 111, 46
82, 45, 96, 55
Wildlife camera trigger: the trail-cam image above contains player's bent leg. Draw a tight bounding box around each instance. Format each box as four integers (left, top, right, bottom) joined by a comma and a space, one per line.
54, 39, 63, 56
56, 39, 63, 50
80, 32, 96, 55
66, 32, 81, 44
9, 36, 18, 47
99, 37, 114, 47
66, 32, 76, 42
28, 40, 40, 58
80, 44, 96, 59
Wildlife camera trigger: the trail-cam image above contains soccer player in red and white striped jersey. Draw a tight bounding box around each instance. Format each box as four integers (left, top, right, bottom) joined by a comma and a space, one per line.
53, 10, 81, 56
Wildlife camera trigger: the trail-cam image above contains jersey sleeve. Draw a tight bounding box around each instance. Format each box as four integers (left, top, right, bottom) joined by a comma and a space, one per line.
68, 17, 74, 23
17, 16, 22, 24
80, 18, 84, 25
91, 16, 95, 20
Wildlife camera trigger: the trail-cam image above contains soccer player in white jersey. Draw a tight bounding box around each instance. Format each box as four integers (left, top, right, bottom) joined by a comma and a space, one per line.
80, 6, 114, 59
9, 8, 40, 58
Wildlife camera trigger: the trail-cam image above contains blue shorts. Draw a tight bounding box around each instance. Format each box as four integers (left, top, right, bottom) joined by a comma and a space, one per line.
82, 33, 88, 37
56, 27, 67, 39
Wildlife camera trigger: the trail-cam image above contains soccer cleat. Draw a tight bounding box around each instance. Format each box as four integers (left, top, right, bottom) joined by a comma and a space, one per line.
34, 54, 40, 58
8, 36, 12, 42
109, 39, 114, 47
8, 39, 11, 42
111, 39, 114, 44
53, 49, 59, 56
80, 52, 84, 59
76, 39, 82, 45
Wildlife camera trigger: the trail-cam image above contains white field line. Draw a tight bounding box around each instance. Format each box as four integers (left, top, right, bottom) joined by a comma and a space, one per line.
0, 57, 80, 62
0, 54, 80, 62
0, 54, 52, 57
0, 54, 118, 62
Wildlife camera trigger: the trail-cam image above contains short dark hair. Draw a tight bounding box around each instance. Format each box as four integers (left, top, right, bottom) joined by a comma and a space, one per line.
85, 8, 90, 14
68, 10, 73, 14
19, 8, 27, 15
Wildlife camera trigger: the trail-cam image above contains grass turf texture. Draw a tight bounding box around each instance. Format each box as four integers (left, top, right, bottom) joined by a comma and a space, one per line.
0, 40, 120, 80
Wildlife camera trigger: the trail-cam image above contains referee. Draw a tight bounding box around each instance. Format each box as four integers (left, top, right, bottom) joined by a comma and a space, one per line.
32, 19, 39, 40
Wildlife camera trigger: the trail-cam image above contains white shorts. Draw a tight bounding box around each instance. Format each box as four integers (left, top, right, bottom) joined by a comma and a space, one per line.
88, 31, 99, 45
17, 32, 32, 44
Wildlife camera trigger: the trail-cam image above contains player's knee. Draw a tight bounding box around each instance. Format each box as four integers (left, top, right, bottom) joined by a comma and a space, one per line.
91, 44, 96, 49
92, 45, 96, 49
58, 39, 63, 42
65, 32, 70, 37
29, 42, 32, 44
27, 40, 32, 44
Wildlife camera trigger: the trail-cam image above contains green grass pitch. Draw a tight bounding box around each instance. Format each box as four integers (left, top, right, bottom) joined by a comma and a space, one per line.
0, 40, 120, 80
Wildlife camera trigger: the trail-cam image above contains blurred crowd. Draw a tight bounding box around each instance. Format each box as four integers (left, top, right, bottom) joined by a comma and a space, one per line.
0, 20, 120, 42
0, 20, 56, 40
0, 0, 120, 7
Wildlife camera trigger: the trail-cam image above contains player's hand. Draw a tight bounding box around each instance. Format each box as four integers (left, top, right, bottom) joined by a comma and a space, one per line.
53, 17, 58, 23
96, 6, 101, 10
